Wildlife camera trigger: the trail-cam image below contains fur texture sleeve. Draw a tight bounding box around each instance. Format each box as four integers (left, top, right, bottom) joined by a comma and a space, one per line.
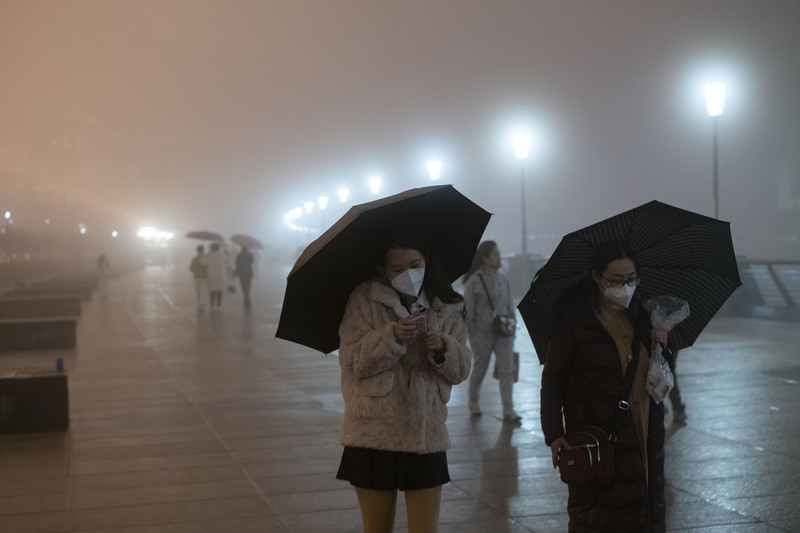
428, 302, 472, 385
338, 283, 406, 379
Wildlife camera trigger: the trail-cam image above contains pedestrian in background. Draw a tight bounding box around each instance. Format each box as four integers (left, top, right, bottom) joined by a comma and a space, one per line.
234, 245, 255, 309
463, 240, 521, 422
189, 245, 208, 310
96, 253, 112, 297
204, 242, 227, 309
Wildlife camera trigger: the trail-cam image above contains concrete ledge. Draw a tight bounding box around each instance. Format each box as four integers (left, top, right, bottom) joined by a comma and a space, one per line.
0, 370, 69, 433
0, 318, 77, 351
0, 297, 82, 319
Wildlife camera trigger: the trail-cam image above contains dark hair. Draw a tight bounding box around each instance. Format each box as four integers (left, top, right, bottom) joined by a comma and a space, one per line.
590, 240, 637, 275
463, 240, 497, 283
196, 245, 204, 253
378, 231, 464, 305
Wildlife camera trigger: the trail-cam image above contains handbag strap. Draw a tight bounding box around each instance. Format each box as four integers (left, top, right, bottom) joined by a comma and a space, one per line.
609, 331, 641, 442
477, 274, 496, 312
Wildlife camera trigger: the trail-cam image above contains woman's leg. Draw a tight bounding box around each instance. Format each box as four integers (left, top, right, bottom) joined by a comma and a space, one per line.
354, 487, 398, 533
493, 336, 516, 412
405, 486, 442, 533
468, 331, 494, 411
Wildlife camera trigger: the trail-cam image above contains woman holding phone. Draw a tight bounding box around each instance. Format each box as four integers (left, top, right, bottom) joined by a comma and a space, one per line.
336, 231, 472, 533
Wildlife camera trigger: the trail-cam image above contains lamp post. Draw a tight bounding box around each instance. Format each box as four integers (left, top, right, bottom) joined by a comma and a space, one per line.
514, 134, 531, 256
705, 83, 726, 219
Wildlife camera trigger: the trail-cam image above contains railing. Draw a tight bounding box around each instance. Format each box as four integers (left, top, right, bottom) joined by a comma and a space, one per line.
733, 261, 800, 321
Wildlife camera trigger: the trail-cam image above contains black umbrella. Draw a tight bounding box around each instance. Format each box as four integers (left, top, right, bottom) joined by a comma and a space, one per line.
277, 185, 492, 354
518, 200, 742, 363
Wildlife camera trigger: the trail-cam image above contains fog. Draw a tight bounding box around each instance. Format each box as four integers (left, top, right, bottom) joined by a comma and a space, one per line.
2, 0, 799, 262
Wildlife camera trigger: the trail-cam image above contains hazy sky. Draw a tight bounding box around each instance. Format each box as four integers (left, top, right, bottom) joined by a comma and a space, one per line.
2, 1, 799, 259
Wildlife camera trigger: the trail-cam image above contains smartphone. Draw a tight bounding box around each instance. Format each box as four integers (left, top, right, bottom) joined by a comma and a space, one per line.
411, 313, 427, 337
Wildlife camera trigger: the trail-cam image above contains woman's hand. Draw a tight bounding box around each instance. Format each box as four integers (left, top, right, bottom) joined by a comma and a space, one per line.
550, 436, 570, 468
651, 327, 668, 347
423, 331, 445, 353
393, 315, 419, 342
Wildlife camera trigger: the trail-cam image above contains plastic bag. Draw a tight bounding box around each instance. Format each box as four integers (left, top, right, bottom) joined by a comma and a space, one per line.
641, 296, 690, 403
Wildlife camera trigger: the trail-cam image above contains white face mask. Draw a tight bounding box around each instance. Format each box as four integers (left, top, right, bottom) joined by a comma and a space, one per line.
390, 267, 426, 297
604, 284, 636, 308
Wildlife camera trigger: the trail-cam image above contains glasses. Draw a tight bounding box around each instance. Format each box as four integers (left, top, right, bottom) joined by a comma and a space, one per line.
601, 275, 640, 288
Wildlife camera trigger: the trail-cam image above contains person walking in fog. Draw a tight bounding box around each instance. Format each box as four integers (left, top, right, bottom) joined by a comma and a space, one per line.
463, 241, 521, 423
96, 253, 112, 297
204, 242, 227, 309
336, 232, 472, 533
541, 240, 668, 532
189, 245, 208, 310
233, 246, 255, 309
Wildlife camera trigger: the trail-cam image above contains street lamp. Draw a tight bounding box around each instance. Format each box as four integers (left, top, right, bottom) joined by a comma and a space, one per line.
368, 176, 382, 195
427, 160, 442, 181
705, 83, 726, 219
338, 187, 350, 203
514, 133, 531, 256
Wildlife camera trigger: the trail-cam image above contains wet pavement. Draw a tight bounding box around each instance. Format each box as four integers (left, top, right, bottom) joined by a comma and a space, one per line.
1, 262, 798, 532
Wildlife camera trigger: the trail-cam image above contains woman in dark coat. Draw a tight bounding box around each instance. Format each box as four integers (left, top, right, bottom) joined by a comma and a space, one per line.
540, 241, 668, 533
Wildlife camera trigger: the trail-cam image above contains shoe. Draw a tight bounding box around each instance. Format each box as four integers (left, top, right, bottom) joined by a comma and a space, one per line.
503, 408, 522, 423
469, 402, 482, 416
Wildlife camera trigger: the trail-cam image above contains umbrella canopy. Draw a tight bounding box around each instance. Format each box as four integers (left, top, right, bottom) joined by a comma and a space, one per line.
231, 234, 262, 249
185, 230, 225, 242
277, 185, 492, 354
518, 200, 742, 363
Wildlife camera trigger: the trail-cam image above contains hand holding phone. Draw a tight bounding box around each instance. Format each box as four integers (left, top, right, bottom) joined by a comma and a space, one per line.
411, 313, 427, 338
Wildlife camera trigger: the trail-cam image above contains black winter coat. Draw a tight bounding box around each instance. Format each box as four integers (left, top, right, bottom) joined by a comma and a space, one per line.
540, 283, 666, 533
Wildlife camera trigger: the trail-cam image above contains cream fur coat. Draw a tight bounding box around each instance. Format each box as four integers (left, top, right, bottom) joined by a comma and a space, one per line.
338, 279, 472, 454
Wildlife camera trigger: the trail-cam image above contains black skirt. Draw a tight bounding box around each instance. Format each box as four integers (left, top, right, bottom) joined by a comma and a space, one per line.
336, 446, 450, 491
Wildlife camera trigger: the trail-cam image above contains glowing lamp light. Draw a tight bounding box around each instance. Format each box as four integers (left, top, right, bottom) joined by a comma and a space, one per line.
705, 83, 726, 117
111, 230, 119, 238
4, 211, 10, 220
338, 187, 350, 203
317, 196, 328, 210
514, 133, 531, 160
304, 201, 314, 214
368, 176, 382, 195
79, 223, 87, 235
136, 226, 174, 243
427, 160, 442, 181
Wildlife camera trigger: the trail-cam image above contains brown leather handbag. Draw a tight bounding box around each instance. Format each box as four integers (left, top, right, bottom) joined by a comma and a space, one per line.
558, 425, 615, 486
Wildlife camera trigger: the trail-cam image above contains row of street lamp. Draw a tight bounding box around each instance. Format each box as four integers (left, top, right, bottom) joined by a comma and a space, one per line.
285, 83, 727, 254
283, 160, 445, 234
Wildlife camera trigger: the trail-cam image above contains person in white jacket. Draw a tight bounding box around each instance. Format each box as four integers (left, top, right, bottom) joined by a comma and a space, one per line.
336, 233, 472, 533
204, 242, 227, 309
463, 240, 520, 422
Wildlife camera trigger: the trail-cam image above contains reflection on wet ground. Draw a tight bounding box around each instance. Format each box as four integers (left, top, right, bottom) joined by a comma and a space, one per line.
1, 263, 798, 532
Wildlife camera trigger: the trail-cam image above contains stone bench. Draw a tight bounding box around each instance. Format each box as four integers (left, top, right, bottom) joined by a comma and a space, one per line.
0, 369, 69, 433
29, 278, 99, 291
2, 287, 93, 301
0, 318, 77, 351
0, 297, 82, 320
